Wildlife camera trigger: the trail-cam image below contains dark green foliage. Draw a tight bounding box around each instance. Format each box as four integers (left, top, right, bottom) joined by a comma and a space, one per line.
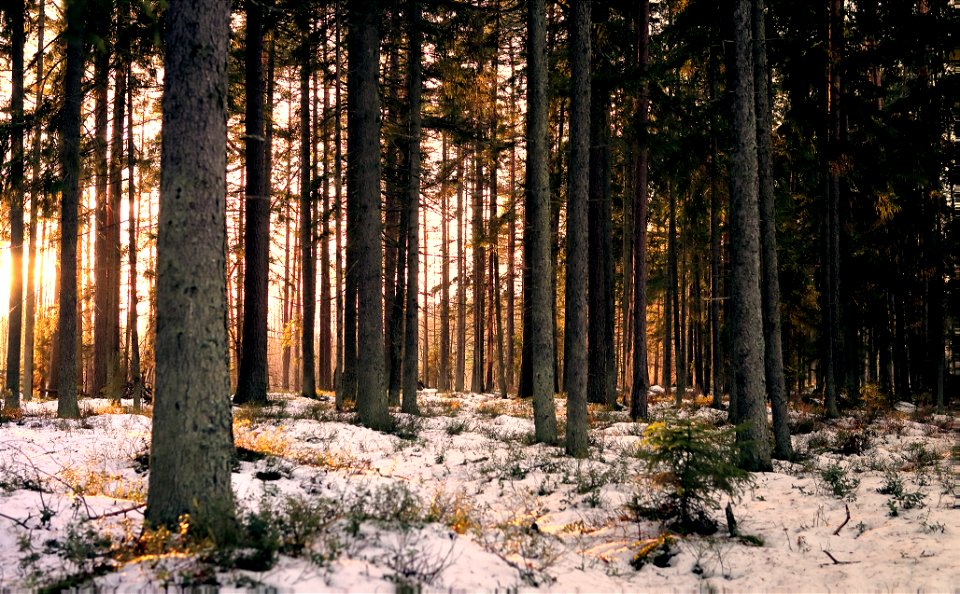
819, 463, 860, 500
633, 415, 752, 534
233, 495, 340, 571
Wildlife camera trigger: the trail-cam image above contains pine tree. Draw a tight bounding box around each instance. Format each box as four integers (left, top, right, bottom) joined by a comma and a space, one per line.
564, 0, 591, 458
147, 0, 236, 539
349, 0, 389, 430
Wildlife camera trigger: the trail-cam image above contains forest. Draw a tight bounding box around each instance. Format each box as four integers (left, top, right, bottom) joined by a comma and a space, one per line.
0, 0, 958, 591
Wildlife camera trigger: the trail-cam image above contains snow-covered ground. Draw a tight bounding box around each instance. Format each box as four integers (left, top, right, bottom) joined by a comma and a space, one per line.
0, 391, 957, 592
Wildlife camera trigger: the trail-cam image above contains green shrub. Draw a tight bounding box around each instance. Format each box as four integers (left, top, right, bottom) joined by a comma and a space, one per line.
819, 463, 859, 500
632, 415, 751, 534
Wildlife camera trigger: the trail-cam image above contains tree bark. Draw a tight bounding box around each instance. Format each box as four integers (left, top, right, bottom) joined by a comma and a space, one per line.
455, 154, 466, 392
5, 0, 26, 408
753, 0, 792, 458
349, 0, 388, 429
91, 12, 110, 399
319, 19, 333, 392
564, 0, 590, 457
23, 0, 45, 403
127, 75, 142, 409
588, 76, 616, 407
729, 0, 773, 471
235, 0, 270, 404
57, 0, 86, 419
146, 0, 236, 540
299, 14, 317, 399
823, 0, 843, 418
526, 0, 558, 443
630, 0, 651, 421
472, 151, 486, 393
439, 138, 451, 392
401, 0, 422, 414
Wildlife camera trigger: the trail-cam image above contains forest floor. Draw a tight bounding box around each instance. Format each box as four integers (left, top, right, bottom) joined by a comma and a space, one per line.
0, 389, 957, 593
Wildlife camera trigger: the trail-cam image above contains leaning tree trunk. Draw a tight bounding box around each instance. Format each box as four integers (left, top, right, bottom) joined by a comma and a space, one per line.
146, 0, 236, 541
526, 0, 558, 443
728, 0, 772, 471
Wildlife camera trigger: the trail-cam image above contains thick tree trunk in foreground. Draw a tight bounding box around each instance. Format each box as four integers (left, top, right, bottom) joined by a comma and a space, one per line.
349, 0, 389, 429
147, 0, 236, 540
526, 0, 558, 444
729, 0, 773, 471
564, 0, 590, 458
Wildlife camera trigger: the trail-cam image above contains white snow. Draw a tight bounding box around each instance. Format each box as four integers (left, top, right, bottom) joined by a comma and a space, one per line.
0, 393, 957, 592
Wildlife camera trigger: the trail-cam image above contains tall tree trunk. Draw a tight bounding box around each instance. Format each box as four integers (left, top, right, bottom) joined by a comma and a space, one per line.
105, 39, 126, 403
564, 0, 590, 457
319, 20, 333, 392
401, 0, 423, 414
729, 0, 773, 471
674, 224, 686, 404
507, 142, 517, 391
299, 16, 317, 399
526, 0, 558, 443
91, 18, 110, 399
472, 151, 486, 393
455, 154, 466, 392
753, 0, 792, 458
662, 225, 673, 397
823, 0, 843, 418
57, 0, 86, 419
334, 13, 345, 407
423, 206, 430, 386
439, 138, 451, 392
493, 252, 507, 399
5, 0, 26, 408
383, 10, 403, 402
147, 0, 236, 539
349, 0, 388, 429
669, 189, 684, 405
24, 0, 45, 403
235, 0, 270, 404
709, 52, 724, 408
630, 0, 651, 421
127, 75, 142, 409
588, 76, 616, 407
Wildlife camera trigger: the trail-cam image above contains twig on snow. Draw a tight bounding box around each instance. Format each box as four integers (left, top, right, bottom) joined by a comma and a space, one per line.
832, 503, 851, 536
